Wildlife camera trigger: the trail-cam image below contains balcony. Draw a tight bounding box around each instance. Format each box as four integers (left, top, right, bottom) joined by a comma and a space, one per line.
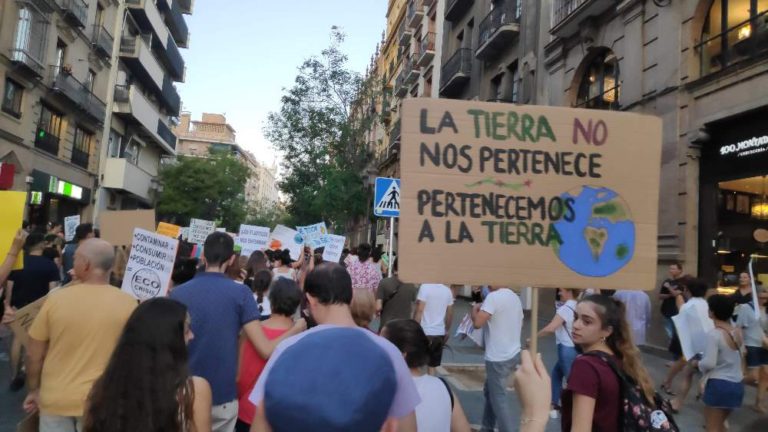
34, 127, 60, 156
161, 35, 186, 81
550, 0, 616, 38
407, 0, 424, 29
445, 0, 474, 22
395, 71, 408, 97
178, 0, 193, 14
418, 32, 436, 67
390, 119, 401, 146
56, 0, 87, 29
398, 24, 412, 46
48, 67, 106, 123
102, 157, 155, 201
476, 1, 520, 60
161, 75, 181, 116
10, 49, 45, 78
113, 85, 177, 154
71, 147, 89, 169
404, 59, 419, 85
157, 0, 190, 48
91, 25, 114, 60
695, 10, 768, 78
126, 0, 185, 81
440, 48, 472, 96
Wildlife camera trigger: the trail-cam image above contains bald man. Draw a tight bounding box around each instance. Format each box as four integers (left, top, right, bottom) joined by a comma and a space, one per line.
24, 239, 137, 432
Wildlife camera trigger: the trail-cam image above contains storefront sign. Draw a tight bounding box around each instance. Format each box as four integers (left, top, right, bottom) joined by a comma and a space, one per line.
0, 163, 15, 189
121, 228, 178, 300
719, 135, 768, 158
29, 192, 42, 205
29, 170, 91, 204
397, 99, 662, 290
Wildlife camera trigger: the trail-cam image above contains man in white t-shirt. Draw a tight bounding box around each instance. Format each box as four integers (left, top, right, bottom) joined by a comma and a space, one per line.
414, 283, 454, 375
471, 286, 523, 432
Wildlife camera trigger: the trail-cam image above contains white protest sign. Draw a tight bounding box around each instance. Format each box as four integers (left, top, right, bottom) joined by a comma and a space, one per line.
64, 215, 80, 242
180, 227, 190, 240
238, 224, 270, 256
121, 228, 179, 300
673, 306, 714, 361
268, 225, 304, 260
216, 227, 226, 232
297, 222, 329, 249
189, 218, 215, 244
322, 234, 346, 263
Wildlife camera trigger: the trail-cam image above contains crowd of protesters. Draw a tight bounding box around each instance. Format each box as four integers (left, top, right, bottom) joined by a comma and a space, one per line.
2, 223, 768, 432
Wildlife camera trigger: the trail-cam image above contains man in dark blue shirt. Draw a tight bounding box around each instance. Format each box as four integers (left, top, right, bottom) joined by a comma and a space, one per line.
170, 232, 304, 432
6, 233, 60, 391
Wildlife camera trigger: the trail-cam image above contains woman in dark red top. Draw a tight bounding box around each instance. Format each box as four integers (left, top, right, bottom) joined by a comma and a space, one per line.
235, 278, 302, 432
561, 294, 656, 432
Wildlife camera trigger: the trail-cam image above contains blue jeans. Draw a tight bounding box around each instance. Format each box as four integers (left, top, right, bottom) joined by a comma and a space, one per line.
551, 344, 579, 406
481, 356, 517, 432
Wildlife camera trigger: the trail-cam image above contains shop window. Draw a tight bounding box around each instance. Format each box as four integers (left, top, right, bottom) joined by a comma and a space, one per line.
575, 50, 620, 110
72, 127, 93, 169
698, 0, 768, 76
2, 78, 23, 118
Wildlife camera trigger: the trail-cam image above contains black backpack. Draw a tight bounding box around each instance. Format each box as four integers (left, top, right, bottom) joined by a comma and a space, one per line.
584, 352, 679, 432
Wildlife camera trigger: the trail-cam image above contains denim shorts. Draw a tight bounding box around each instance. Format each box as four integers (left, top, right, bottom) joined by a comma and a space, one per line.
745, 346, 768, 367
702, 378, 744, 409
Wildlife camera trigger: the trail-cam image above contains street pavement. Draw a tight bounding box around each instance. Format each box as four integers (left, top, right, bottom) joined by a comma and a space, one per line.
1, 297, 765, 431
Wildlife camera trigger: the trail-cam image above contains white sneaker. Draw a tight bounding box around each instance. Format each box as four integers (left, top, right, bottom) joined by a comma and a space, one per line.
549, 409, 559, 419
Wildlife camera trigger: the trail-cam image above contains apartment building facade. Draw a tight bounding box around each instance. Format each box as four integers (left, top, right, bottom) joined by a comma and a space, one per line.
95, 0, 191, 214
536, 0, 768, 347
0, 0, 118, 225
174, 112, 278, 211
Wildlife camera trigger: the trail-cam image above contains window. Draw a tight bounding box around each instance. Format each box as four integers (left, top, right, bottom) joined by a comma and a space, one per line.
123, 141, 140, 165
55, 39, 66, 72
72, 127, 93, 169
575, 49, 620, 110
699, 0, 768, 75
2, 78, 23, 118
39, 105, 63, 137
107, 129, 122, 158
95, 4, 104, 27
516, 0, 522, 19
490, 73, 503, 101
11, 6, 48, 69
507, 61, 520, 103
86, 69, 96, 92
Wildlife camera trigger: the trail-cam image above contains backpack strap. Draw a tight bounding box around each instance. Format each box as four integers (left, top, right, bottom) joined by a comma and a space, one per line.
437, 376, 455, 410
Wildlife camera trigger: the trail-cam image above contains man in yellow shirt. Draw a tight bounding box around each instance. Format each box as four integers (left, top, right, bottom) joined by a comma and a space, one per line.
23, 238, 137, 431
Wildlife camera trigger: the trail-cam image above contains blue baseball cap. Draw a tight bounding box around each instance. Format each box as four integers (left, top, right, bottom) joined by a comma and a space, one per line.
264, 327, 397, 432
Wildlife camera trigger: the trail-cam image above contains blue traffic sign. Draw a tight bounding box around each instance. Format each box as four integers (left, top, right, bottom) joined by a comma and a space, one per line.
374, 177, 400, 218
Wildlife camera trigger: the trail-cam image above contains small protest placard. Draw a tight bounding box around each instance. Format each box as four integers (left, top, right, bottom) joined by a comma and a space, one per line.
156, 222, 181, 239
8, 294, 47, 347
99, 210, 156, 246
322, 234, 346, 263
238, 224, 270, 257
64, 215, 80, 242
0, 191, 26, 270
268, 225, 304, 260
297, 222, 329, 249
121, 228, 179, 300
189, 218, 216, 244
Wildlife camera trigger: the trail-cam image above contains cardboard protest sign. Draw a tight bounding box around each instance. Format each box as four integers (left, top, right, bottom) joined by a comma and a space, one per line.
268, 225, 304, 260
121, 228, 178, 300
156, 222, 181, 239
98, 210, 156, 246
0, 191, 26, 269
398, 99, 662, 290
8, 294, 47, 346
297, 222, 329, 249
238, 224, 270, 257
64, 214, 80, 242
322, 234, 346, 263
189, 218, 216, 244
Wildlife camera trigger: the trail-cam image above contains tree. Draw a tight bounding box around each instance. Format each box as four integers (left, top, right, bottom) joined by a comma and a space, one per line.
157, 150, 249, 231
265, 28, 380, 231
246, 201, 290, 228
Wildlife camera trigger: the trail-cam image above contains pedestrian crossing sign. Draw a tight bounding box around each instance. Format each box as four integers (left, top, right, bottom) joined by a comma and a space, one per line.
374, 177, 401, 218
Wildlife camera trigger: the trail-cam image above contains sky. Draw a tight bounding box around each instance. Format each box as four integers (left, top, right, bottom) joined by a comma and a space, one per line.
177, 0, 388, 170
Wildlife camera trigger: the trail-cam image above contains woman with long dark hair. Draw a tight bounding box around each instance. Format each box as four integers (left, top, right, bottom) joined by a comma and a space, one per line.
561, 294, 656, 431
271, 249, 296, 282
84, 298, 211, 432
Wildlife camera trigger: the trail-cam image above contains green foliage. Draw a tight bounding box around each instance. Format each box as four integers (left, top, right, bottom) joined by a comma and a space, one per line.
265, 28, 381, 231
246, 202, 291, 228
157, 150, 249, 231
